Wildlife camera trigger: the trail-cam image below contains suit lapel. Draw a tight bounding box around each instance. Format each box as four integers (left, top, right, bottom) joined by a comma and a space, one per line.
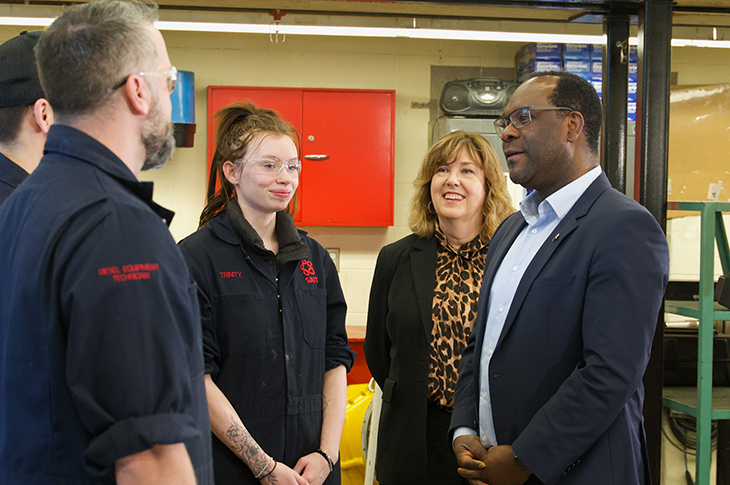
496, 173, 613, 348
411, 237, 438, 341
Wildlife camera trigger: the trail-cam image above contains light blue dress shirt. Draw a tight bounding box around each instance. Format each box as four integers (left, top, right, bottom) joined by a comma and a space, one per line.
454, 165, 602, 448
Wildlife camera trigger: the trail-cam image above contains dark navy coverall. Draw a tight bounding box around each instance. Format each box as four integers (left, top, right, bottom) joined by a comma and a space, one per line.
179, 204, 355, 484
0, 152, 27, 206
0, 125, 214, 484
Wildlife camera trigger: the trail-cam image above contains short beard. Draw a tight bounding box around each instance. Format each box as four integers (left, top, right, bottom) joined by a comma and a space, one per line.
141, 121, 175, 171
140, 90, 176, 171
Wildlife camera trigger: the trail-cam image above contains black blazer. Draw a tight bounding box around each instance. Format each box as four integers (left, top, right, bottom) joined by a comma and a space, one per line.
451, 174, 669, 485
364, 234, 438, 484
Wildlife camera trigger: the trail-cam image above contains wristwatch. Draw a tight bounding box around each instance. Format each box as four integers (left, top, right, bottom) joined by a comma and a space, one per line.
513, 453, 531, 473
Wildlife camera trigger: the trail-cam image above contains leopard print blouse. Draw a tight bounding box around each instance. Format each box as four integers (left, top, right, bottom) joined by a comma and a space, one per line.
428, 229, 488, 409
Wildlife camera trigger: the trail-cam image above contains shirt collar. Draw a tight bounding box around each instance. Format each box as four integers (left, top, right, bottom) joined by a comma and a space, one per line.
43, 124, 174, 226
45, 124, 139, 184
434, 225, 486, 259
519, 165, 602, 225
0, 152, 29, 189
223, 198, 309, 260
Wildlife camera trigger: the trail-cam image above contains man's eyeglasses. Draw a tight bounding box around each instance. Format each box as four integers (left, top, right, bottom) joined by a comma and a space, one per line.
111, 66, 178, 94
239, 157, 302, 178
493, 106, 573, 136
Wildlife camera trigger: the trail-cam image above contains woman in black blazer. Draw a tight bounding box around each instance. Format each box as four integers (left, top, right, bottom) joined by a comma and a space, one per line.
364, 131, 514, 485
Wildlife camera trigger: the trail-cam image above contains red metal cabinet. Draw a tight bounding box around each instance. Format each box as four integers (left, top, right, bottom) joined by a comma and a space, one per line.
208, 86, 394, 226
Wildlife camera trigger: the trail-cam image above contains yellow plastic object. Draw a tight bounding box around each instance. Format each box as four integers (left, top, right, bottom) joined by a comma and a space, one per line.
339, 383, 375, 485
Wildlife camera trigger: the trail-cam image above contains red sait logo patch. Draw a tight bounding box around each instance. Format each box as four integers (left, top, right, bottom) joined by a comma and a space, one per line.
300, 260, 318, 284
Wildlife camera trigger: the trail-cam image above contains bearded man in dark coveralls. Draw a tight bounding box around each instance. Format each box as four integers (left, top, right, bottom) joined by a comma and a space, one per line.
0, 1, 213, 484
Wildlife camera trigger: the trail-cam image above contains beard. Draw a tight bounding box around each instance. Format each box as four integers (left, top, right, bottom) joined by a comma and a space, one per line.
140, 92, 176, 171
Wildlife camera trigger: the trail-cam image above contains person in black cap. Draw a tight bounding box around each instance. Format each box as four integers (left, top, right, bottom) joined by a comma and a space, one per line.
0, 30, 53, 205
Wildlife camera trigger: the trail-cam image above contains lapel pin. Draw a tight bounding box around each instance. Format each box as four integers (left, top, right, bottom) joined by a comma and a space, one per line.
552, 233, 560, 241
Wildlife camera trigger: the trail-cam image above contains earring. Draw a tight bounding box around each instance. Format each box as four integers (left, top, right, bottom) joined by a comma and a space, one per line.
428, 201, 436, 214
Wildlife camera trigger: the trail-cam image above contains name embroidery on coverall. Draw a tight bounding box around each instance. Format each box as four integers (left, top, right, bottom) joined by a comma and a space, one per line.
98, 263, 159, 282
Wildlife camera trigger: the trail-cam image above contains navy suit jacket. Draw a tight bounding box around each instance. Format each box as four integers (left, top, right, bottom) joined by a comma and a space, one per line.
450, 173, 669, 485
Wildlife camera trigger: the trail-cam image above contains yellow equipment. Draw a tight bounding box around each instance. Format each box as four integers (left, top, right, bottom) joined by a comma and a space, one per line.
339, 383, 377, 485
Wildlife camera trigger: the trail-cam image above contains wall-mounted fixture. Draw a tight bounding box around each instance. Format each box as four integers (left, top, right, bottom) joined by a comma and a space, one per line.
170, 70, 195, 148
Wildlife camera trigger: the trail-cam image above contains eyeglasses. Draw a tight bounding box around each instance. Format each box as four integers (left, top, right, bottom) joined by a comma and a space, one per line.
240, 157, 302, 178
493, 106, 574, 136
111, 66, 178, 93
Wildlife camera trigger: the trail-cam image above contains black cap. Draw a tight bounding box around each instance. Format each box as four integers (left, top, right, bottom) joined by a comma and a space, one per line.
0, 30, 45, 108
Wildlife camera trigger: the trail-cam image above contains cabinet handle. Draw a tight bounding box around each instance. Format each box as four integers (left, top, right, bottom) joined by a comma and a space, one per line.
304, 154, 329, 161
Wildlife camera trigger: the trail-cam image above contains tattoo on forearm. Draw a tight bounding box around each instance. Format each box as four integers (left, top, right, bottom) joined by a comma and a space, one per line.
225, 415, 269, 475
322, 393, 330, 420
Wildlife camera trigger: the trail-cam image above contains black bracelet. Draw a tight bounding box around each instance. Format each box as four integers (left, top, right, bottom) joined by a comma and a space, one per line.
316, 448, 334, 472
259, 460, 277, 480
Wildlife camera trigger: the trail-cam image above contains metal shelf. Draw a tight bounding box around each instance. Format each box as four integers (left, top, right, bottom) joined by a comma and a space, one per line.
665, 300, 730, 320
664, 201, 730, 484
664, 387, 730, 420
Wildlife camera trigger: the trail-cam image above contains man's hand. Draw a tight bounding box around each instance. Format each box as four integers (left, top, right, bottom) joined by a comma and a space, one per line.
454, 434, 488, 472
455, 434, 490, 483
458, 444, 531, 485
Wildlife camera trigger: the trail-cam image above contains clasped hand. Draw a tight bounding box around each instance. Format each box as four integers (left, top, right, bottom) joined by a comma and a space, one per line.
453, 436, 531, 485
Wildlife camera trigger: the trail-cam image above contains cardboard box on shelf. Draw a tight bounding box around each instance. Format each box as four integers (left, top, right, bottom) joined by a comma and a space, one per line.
564, 60, 591, 81
516, 43, 562, 81
592, 79, 603, 100
563, 43, 591, 61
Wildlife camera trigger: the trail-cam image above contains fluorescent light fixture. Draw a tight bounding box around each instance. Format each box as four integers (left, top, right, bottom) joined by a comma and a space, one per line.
156, 21, 270, 34
671, 38, 730, 48
2, 16, 730, 48
0, 16, 52, 27
156, 21, 606, 44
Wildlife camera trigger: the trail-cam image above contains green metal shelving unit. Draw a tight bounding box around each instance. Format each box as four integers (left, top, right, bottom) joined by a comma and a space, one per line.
663, 201, 730, 484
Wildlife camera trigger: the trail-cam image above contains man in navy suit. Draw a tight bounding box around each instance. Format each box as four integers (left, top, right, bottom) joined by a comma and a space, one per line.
450, 71, 669, 485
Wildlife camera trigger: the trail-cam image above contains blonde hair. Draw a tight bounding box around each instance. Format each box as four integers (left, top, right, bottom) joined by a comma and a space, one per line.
408, 130, 514, 242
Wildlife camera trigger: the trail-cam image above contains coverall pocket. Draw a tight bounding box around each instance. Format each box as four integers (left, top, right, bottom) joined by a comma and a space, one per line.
295, 288, 327, 349
214, 293, 269, 355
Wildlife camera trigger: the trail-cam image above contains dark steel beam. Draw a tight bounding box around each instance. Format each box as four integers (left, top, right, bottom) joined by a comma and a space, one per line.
636, 0, 671, 483
636, 4, 670, 229
719, 421, 730, 485
602, 11, 630, 194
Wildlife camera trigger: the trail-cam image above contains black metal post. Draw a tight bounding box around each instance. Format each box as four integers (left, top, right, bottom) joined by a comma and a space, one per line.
637, 0, 672, 483
719, 421, 730, 484
602, 11, 630, 194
